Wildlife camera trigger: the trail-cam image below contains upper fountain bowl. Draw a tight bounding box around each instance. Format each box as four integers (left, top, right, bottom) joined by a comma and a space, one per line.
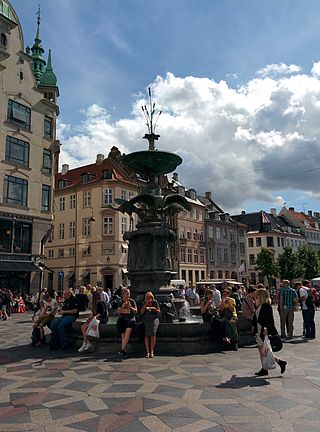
123, 150, 182, 177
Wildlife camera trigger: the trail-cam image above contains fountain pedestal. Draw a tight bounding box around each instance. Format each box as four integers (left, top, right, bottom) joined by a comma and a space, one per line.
124, 222, 176, 299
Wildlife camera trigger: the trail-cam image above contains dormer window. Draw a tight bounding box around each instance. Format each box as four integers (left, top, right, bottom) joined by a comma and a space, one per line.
178, 186, 185, 196
102, 170, 113, 180
1, 33, 7, 47
81, 173, 94, 184
58, 179, 67, 189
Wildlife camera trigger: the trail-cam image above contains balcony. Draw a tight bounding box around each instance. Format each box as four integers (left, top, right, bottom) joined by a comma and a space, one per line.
0, 252, 31, 261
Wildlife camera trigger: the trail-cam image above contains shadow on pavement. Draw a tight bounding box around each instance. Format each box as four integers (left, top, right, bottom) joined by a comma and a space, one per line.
216, 374, 271, 389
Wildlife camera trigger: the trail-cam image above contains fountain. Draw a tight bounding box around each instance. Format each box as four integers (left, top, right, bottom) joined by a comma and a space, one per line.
70, 89, 253, 353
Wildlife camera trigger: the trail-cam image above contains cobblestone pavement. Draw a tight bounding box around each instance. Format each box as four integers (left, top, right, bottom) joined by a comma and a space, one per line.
0, 310, 319, 432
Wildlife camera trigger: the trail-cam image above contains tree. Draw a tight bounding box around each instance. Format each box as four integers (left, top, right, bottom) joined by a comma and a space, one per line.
277, 246, 303, 283
256, 248, 279, 286
297, 245, 320, 280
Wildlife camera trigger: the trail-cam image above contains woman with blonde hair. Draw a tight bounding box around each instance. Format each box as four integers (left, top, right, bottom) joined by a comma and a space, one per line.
116, 288, 137, 358
141, 291, 160, 358
252, 288, 287, 376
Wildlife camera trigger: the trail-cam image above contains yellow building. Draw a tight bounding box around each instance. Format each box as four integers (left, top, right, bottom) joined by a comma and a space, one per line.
44, 148, 139, 293
0, 1, 59, 293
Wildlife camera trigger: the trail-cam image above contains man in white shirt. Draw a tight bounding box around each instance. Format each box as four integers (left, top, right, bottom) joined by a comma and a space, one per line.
97, 287, 110, 306
209, 284, 221, 307
186, 284, 200, 306
299, 280, 316, 339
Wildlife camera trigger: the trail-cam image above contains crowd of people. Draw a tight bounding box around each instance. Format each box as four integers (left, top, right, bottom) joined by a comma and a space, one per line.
1, 279, 318, 373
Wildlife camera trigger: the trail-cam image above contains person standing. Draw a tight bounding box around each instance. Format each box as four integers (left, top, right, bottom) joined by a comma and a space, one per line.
278, 280, 298, 339
141, 291, 160, 358
241, 286, 256, 324
253, 289, 287, 376
300, 280, 316, 340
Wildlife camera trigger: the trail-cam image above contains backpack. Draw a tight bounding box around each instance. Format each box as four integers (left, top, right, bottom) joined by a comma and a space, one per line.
305, 288, 315, 310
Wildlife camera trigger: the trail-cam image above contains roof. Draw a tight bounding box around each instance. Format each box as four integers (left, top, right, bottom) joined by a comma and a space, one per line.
39, 49, 58, 87
0, 0, 17, 23
282, 208, 319, 230
55, 157, 138, 191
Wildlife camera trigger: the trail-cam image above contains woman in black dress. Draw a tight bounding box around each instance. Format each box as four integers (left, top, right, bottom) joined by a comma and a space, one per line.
140, 291, 160, 358
253, 288, 287, 376
116, 288, 137, 358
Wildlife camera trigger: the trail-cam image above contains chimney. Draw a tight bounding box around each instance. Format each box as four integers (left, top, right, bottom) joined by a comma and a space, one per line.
270, 208, 277, 217
308, 210, 313, 217
61, 164, 69, 175
205, 191, 212, 200
289, 207, 295, 211
241, 210, 246, 215
96, 154, 104, 164
172, 172, 178, 181
314, 212, 320, 219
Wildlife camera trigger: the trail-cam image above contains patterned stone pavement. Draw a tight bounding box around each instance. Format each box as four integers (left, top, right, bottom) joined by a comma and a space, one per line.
0, 311, 319, 432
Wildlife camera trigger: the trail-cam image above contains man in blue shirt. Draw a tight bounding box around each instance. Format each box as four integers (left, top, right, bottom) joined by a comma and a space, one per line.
278, 280, 298, 339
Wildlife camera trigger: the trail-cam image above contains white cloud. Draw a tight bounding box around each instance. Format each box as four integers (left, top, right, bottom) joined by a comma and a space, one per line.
311, 61, 320, 77
59, 65, 320, 211
257, 63, 302, 77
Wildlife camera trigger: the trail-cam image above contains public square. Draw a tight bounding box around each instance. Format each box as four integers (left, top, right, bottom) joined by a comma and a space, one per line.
0, 311, 319, 432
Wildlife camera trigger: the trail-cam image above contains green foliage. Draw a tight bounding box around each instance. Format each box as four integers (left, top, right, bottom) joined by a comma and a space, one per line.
297, 245, 320, 280
256, 248, 279, 282
277, 246, 303, 282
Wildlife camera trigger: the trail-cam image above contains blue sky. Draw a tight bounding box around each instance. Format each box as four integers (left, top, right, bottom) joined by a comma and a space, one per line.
12, 0, 320, 214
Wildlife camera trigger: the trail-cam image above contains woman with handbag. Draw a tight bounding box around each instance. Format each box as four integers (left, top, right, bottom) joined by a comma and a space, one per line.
140, 291, 160, 358
252, 288, 287, 376
78, 290, 108, 352
116, 288, 137, 358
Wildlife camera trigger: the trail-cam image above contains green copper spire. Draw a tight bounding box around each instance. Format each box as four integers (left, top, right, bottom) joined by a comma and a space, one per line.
39, 49, 58, 87
31, 5, 46, 82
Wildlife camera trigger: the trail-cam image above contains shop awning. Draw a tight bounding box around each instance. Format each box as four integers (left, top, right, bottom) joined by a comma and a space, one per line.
0, 261, 41, 272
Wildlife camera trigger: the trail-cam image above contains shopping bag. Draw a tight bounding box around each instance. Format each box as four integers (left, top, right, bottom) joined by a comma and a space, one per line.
86, 318, 100, 338
262, 335, 277, 370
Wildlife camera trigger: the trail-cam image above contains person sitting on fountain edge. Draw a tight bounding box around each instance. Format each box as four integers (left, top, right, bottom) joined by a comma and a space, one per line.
200, 289, 230, 346
186, 284, 200, 306
116, 288, 137, 359
141, 291, 160, 358
219, 288, 239, 350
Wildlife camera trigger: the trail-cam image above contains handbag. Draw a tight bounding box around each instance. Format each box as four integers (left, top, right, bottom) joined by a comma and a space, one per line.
268, 333, 283, 352
262, 335, 277, 370
86, 317, 100, 338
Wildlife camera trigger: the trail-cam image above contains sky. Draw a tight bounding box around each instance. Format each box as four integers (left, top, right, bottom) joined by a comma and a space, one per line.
12, 0, 320, 215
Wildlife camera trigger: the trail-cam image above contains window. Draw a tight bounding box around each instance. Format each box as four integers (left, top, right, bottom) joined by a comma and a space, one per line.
59, 223, 65, 239
69, 247, 75, 256
48, 250, 54, 258
83, 191, 91, 207
209, 247, 214, 262
222, 228, 227, 239
216, 227, 221, 239
250, 273, 257, 285
277, 237, 281, 247
83, 218, 91, 237
70, 194, 76, 209
180, 226, 185, 239
14, 221, 32, 253
7, 99, 31, 130
240, 242, 245, 254
239, 229, 244, 237
248, 238, 254, 247
200, 249, 205, 264
3, 175, 28, 207
249, 254, 255, 265
103, 189, 113, 205
217, 247, 222, 261
103, 216, 114, 235
180, 247, 186, 262
230, 230, 235, 241
101, 242, 115, 254
41, 185, 51, 211
121, 217, 127, 235
81, 173, 94, 183
5, 136, 29, 166
128, 191, 134, 200
223, 248, 228, 262
58, 248, 64, 258
58, 179, 68, 189
44, 116, 53, 139
187, 248, 192, 263
208, 226, 213, 238
0, 33, 7, 46
231, 248, 236, 263
102, 170, 113, 180
82, 246, 91, 256
48, 229, 54, 243
42, 149, 52, 174
69, 221, 75, 238
218, 270, 223, 279
267, 236, 274, 247
186, 229, 192, 240
256, 237, 262, 247
193, 229, 198, 241
59, 197, 65, 211
192, 208, 197, 220
121, 190, 127, 200
194, 249, 199, 264
198, 211, 203, 222
281, 238, 284, 247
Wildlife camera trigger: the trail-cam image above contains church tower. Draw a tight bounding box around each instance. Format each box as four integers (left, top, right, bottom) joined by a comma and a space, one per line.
31, 6, 46, 82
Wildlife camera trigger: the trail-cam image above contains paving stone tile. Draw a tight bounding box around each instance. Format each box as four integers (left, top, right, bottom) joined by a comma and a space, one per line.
68, 416, 101, 432
106, 384, 142, 393
259, 396, 299, 411
208, 404, 260, 416
154, 385, 187, 398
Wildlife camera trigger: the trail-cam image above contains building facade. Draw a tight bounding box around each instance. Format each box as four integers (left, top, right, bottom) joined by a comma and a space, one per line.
0, 1, 59, 293
44, 149, 139, 293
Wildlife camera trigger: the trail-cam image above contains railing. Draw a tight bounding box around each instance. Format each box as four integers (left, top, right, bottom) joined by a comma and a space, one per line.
0, 253, 31, 261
